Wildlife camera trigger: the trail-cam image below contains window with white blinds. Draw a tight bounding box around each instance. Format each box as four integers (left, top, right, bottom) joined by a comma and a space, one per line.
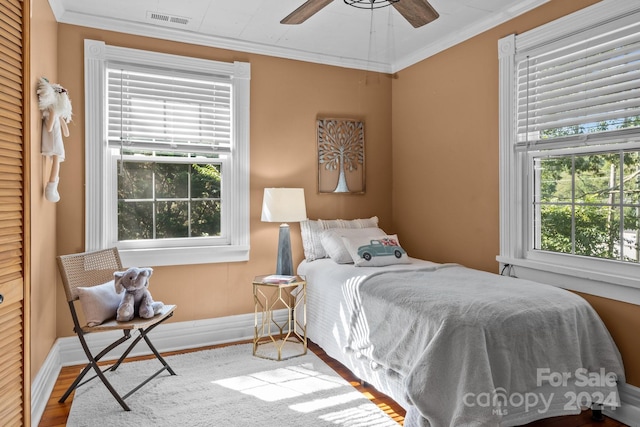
107, 66, 233, 155
85, 40, 250, 267
515, 12, 640, 147
498, 0, 640, 303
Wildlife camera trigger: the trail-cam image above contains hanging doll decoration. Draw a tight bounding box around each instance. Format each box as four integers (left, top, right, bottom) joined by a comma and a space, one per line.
37, 77, 72, 203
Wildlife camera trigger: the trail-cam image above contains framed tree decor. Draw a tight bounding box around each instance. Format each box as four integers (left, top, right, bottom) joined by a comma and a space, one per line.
317, 118, 365, 194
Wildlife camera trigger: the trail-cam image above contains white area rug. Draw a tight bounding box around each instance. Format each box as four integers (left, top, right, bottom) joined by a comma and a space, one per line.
66, 343, 399, 426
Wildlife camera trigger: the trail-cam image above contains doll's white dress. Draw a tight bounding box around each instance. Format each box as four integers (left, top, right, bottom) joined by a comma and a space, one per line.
42, 117, 65, 202
41, 117, 66, 160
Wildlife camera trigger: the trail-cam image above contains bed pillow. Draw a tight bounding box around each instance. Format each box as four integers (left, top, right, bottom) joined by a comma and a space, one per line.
300, 219, 326, 261
321, 227, 386, 264
300, 216, 378, 261
76, 280, 121, 327
342, 234, 410, 267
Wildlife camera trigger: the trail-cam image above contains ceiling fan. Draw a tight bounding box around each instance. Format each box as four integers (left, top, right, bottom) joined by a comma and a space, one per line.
281, 0, 439, 28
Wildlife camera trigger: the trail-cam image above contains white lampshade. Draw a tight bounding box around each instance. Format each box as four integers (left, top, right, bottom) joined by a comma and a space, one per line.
261, 188, 307, 223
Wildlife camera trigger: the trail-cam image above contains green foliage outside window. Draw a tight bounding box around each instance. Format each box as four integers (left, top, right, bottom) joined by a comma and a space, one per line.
118, 160, 222, 241
536, 116, 640, 262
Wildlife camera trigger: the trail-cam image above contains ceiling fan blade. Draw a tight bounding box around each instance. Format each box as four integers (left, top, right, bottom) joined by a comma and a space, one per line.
281, 0, 335, 25
392, 0, 439, 28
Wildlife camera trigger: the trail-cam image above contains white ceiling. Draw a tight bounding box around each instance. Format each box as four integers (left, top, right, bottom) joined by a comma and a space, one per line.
49, 0, 549, 73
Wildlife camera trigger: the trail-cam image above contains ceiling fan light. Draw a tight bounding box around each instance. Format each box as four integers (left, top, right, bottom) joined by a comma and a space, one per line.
344, 0, 400, 10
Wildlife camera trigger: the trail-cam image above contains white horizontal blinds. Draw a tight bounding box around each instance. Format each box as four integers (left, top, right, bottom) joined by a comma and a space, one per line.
516, 20, 640, 146
107, 65, 232, 154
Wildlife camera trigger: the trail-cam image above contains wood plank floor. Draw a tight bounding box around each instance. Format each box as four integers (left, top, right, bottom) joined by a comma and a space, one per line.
38, 340, 628, 427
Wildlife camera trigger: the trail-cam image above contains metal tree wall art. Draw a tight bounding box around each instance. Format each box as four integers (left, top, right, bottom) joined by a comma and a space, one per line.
317, 118, 365, 194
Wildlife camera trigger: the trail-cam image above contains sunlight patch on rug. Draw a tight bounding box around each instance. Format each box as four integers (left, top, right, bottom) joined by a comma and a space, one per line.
289, 391, 365, 413
213, 362, 344, 402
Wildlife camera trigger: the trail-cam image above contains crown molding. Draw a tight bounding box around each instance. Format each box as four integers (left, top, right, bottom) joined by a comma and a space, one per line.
392, 0, 549, 72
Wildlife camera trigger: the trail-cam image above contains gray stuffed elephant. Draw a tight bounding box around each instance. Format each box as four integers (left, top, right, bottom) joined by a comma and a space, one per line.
114, 267, 164, 322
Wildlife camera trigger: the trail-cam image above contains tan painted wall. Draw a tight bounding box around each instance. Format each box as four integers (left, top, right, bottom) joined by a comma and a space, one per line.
54, 25, 392, 337
578, 293, 640, 387
29, 0, 60, 382
391, 0, 640, 386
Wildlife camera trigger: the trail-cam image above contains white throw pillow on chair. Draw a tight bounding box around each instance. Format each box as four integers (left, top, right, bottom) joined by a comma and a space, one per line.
76, 280, 121, 327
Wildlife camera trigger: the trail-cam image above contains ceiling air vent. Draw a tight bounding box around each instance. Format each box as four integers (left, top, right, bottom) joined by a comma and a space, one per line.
146, 11, 190, 26
170, 16, 189, 25
149, 12, 170, 22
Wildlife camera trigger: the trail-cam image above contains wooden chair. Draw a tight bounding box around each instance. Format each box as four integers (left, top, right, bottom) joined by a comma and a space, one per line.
56, 247, 177, 411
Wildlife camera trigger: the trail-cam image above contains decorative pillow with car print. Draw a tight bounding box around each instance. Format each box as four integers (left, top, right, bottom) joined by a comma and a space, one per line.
341, 234, 410, 267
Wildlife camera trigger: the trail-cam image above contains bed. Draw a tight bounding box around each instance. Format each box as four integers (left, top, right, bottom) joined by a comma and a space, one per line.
297, 218, 625, 427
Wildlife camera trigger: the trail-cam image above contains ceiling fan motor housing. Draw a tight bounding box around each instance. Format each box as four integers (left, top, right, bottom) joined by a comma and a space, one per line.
344, 0, 400, 10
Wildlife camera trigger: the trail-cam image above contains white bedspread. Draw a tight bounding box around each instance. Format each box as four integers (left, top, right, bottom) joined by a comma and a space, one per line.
343, 264, 625, 427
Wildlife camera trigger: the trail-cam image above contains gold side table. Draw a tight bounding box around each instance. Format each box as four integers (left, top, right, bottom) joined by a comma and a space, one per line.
252, 275, 307, 361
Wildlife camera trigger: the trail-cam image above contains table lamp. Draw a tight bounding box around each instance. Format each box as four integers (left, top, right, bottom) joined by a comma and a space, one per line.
261, 188, 307, 276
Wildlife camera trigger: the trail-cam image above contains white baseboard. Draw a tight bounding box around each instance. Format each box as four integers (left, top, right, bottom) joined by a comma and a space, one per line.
30, 310, 288, 426
30, 340, 63, 427
606, 382, 640, 427
31, 309, 640, 427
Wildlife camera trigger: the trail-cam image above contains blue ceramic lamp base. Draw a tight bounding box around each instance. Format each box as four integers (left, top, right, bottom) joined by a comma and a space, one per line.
276, 223, 294, 276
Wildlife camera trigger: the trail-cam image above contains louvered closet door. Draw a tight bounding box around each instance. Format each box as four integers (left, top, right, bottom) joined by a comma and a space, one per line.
0, 0, 27, 425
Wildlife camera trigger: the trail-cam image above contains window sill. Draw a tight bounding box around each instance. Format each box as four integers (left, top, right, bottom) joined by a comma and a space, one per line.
496, 255, 640, 306
118, 245, 250, 267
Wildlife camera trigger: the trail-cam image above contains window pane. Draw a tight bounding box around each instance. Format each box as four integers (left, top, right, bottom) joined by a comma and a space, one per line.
538, 157, 572, 203
155, 163, 189, 199
574, 205, 617, 259
191, 200, 221, 237
192, 164, 221, 198
119, 162, 153, 199
624, 152, 640, 204
623, 207, 640, 263
574, 154, 619, 205
118, 201, 153, 240
539, 204, 572, 254
156, 201, 189, 238
622, 150, 640, 263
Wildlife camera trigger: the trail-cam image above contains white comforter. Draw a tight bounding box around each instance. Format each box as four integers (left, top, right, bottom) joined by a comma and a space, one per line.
341, 264, 625, 427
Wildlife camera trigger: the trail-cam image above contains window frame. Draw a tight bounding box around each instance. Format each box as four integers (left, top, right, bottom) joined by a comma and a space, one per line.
84, 39, 250, 266
497, 0, 640, 305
